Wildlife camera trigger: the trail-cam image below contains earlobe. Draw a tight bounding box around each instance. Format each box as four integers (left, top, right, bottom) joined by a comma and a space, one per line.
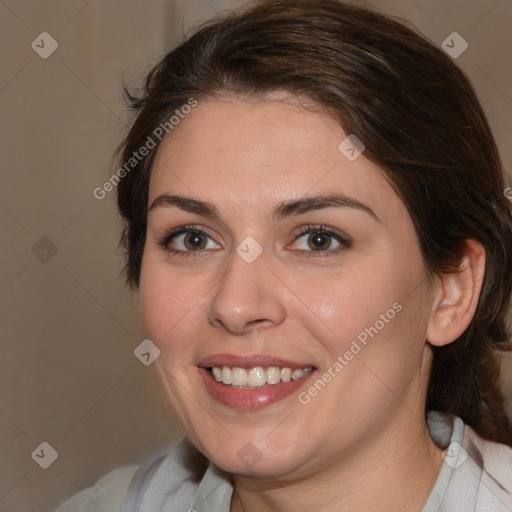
426, 239, 486, 347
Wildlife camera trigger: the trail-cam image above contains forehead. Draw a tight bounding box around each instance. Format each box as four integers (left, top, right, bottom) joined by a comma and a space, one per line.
148, 95, 404, 221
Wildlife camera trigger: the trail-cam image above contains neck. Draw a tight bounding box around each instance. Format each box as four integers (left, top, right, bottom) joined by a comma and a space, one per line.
230, 408, 444, 512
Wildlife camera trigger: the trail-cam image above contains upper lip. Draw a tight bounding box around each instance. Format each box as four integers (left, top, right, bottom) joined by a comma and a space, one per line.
198, 353, 315, 370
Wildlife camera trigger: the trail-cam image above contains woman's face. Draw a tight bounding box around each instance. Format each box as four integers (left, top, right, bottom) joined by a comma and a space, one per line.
140, 94, 437, 479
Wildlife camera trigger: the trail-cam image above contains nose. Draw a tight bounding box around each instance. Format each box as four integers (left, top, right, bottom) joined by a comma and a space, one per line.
207, 249, 286, 336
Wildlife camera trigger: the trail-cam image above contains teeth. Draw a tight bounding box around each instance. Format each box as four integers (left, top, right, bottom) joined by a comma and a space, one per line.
231, 367, 248, 386
210, 365, 313, 388
266, 367, 281, 384
222, 366, 232, 385
248, 367, 266, 386
280, 368, 292, 382
291, 368, 310, 380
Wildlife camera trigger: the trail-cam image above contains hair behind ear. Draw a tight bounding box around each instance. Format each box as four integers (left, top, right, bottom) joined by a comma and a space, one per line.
427, 323, 512, 445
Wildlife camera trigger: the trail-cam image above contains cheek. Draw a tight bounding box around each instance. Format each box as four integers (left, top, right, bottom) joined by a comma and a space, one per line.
289, 267, 401, 346
139, 255, 204, 353
290, 262, 429, 375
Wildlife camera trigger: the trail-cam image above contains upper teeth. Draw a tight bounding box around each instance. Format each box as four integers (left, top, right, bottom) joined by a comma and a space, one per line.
210, 366, 313, 388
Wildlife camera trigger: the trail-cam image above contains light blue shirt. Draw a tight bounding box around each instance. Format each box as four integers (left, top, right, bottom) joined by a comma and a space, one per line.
54, 411, 512, 511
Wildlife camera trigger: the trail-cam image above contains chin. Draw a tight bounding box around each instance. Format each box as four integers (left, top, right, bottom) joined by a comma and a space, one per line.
203, 437, 317, 481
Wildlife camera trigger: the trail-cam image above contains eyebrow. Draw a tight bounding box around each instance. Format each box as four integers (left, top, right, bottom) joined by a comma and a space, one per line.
148, 193, 380, 222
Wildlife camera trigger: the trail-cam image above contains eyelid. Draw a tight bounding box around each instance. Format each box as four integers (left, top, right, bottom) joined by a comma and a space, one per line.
287, 224, 351, 254
156, 224, 222, 255
291, 224, 350, 240
157, 223, 351, 256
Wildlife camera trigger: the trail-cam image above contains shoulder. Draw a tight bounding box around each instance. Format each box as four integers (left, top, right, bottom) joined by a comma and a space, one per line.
426, 411, 512, 511
53, 442, 213, 512
463, 423, 512, 509
118, 441, 233, 511
52, 464, 139, 512
120, 441, 208, 511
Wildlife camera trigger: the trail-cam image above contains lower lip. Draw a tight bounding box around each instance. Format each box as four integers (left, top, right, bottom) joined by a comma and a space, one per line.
199, 367, 316, 410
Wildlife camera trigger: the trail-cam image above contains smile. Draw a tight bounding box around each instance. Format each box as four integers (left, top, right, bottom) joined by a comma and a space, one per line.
198, 355, 317, 409
209, 366, 313, 388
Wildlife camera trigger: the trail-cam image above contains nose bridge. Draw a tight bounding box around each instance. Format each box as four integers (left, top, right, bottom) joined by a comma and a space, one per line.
207, 247, 285, 335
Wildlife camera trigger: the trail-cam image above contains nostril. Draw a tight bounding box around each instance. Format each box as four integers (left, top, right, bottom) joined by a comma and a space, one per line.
249, 318, 268, 325
246, 319, 273, 329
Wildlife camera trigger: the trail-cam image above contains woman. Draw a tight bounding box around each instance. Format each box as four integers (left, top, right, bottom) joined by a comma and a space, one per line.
55, 0, 512, 510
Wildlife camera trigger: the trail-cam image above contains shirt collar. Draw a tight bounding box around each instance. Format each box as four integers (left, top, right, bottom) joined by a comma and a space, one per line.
192, 463, 233, 512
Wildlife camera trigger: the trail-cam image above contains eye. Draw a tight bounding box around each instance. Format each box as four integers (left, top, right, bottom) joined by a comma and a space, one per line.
157, 225, 221, 255
289, 225, 351, 254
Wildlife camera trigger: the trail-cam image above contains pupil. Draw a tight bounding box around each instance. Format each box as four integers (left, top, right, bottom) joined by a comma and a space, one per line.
185, 232, 206, 250
309, 232, 330, 251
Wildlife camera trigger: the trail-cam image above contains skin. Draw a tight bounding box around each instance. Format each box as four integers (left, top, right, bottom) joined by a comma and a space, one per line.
139, 93, 485, 511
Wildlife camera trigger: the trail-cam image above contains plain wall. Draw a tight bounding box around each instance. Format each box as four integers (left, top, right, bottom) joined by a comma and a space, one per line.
0, 0, 510, 510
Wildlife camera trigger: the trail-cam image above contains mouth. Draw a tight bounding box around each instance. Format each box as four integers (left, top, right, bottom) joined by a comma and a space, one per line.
207, 365, 314, 388
198, 354, 317, 410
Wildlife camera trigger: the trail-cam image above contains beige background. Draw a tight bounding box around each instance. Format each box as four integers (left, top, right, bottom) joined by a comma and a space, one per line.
0, 0, 511, 510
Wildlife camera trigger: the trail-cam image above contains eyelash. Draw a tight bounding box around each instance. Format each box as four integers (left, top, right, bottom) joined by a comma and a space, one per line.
156, 224, 351, 257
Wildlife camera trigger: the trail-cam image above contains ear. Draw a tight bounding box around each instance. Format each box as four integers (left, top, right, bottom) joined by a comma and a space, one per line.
426, 239, 486, 347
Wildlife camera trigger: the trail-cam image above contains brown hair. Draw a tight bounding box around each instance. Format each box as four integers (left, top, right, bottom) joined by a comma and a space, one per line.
116, 0, 512, 464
